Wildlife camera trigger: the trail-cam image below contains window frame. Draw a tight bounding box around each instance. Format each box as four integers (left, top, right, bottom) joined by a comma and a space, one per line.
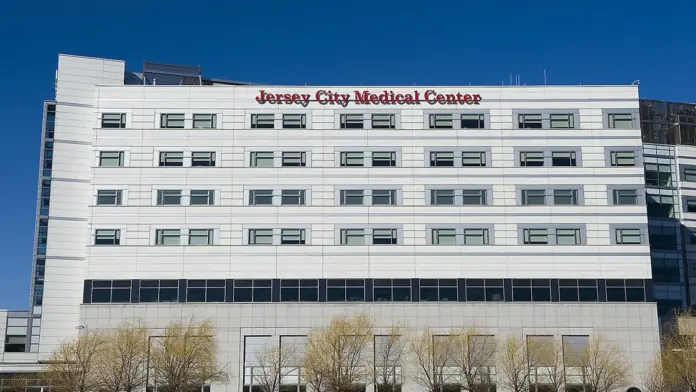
460, 113, 485, 129
101, 113, 126, 129
429, 151, 455, 167
188, 229, 214, 245
282, 113, 307, 129
340, 151, 365, 167
371, 189, 397, 206
615, 228, 643, 244
610, 151, 637, 167
281, 151, 307, 167
371, 113, 396, 129
249, 229, 274, 245
429, 114, 454, 129
158, 151, 184, 167
160, 113, 185, 129
249, 189, 274, 206
250, 151, 275, 167
251, 113, 276, 129
518, 113, 543, 129
96, 190, 122, 206
157, 189, 182, 206
99, 151, 125, 167
155, 229, 181, 246
190, 190, 215, 206
340, 114, 365, 129
608, 113, 634, 129
340, 189, 365, 206
192, 114, 217, 129
549, 113, 575, 129
94, 229, 121, 246
281, 189, 306, 206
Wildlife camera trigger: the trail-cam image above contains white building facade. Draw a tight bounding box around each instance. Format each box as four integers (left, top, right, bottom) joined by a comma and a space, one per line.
0, 54, 660, 392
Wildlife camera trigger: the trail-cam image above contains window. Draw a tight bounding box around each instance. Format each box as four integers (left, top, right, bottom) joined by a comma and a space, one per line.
431, 189, 455, 205
372, 113, 395, 129
193, 114, 216, 129
616, 228, 642, 244
95, 229, 120, 245
464, 228, 489, 245
647, 194, 675, 218
281, 190, 306, 205
157, 190, 182, 205
555, 228, 581, 245
550, 114, 575, 129
522, 189, 546, 205
139, 280, 178, 302
101, 113, 126, 128
249, 189, 274, 205
420, 279, 458, 301
91, 280, 131, 303
466, 279, 504, 301
282, 152, 306, 167
373, 229, 398, 245
610, 151, 636, 167
190, 190, 214, 206
161, 113, 185, 129
341, 229, 366, 245
645, 163, 672, 186
97, 190, 122, 205
327, 279, 365, 301
520, 151, 544, 167
372, 189, 396, 205
608, 113, 633, 129
155, 229, 181, 245
250, 151, 275, 167
191, 152, 216, 167
372, 151, 396, 167
341, 189, 365, 205
189, 229, 213, 245
684, 168, 696, 182
523, 229, 548, 244
518, 114, 542, 129
281, 229, 306, 245
99, 151, 124, 167
251, 114, 275, 128
553, 189, 578, 205
249, 229, 273, 245
159, 152, 184, 167
552, 151, 577, 167
429, 114, 453, 129
687, 199, 696, 213
462, 151, 486, 167
461, 113, 485, 129
340, 152, 364, 167
282, 114, 306, 129
430, 151, 455, 167
340, 114, 364, 129
187, 280, 225, 302
374, 279, 411, 301
462, 190, 487, 205
514, 281, 551, 302
559, 279, 598, 302
649, 225, 678, 250
233, 279, 272, 302
280, 279, 319, 302
432, 229, 456, 245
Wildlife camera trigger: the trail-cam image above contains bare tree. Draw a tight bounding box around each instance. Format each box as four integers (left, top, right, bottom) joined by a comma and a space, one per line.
93, 319, 149, 392
643, 357, 669, 392
149, 320, 228, 392
452, 328, 496, 392
371, 326, 408, 392
527, 337, 565, 392
42, 330, 107, 392
661, 314, 696, 392
301, 312, 375, 392
409, 330, 457, 392
253, 341, 300, 392
571, 335, 631, 392
498, 335, 530, 392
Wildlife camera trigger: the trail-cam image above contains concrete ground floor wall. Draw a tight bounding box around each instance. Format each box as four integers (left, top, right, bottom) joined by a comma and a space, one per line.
79, 302, 660, 392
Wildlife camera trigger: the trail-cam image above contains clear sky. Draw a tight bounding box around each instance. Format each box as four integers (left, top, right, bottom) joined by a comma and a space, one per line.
0, 0, 694, 309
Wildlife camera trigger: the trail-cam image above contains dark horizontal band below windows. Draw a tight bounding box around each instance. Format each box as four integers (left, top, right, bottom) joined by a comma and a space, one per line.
83, 278, 653, 304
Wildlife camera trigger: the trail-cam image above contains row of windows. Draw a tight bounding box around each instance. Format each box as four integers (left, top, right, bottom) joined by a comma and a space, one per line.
95, 150, 640, 168
91, 227, 647, 246
101, 112, 635, 130
84, 278, 650, 304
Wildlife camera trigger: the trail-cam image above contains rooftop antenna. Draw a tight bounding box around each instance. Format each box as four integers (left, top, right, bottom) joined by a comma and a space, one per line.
509, 73, 513, 86
631, 80, 640, 86
544, 69, 547, 85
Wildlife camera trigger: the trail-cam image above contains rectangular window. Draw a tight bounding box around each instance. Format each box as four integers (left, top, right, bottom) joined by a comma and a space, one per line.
282, 152, 307, 167
429, 114, 453, 129
432, 229, 457, 245
189, 229, 213, 245
282, 114, 306, 129
609, 113, 633, 129
687, 200, 696, 213
373, 229, 398, 245
372, 113, 396, 129
464, 228, 489, 245
368, 151, 396, 167
249, 229, 274, 245
461, 113, 485, 129
462, 190, 487, 205
520, 151, 544, 167
610, 151, 636, 167
551, 151, 577, 167
340, 189, 365, 205
249, 189, 274, 205
281, 229, 306, 245
523, 229, 548, 244
94, 229, 120, 245
157, 190, 182, 205
341, 229, 365, 245
430, 151, 455, 167
281, 190, 306, 205
616, 228, 642, 244
340, 114, 365, 129
190, 190, 214, 206
553, 189, 579, 205
187, 279, 225, 302
431, 189, 455, 205
251, 114, 275, 128
340, 152, 365, 167
191, 152, 216, 167
462, 151, 486, 167
372, 189, 396, 206
550, 114, 575, 129
159, 152, 184, 167
521, 189, 546, 205
99, 151, 124, 167
684, 168, 696, 182
161, 113, 185, 129
155, 229, 181, 246
518, 114, 542, 129
556, 228, 581, 245
645, 163, 672, 186
96, 190, 122, 205
101, 113, 126, 129
250, 151, 275, 167
192, 114, 216, 129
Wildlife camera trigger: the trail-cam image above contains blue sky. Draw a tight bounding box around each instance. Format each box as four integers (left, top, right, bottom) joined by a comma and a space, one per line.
0, 0, 694, 309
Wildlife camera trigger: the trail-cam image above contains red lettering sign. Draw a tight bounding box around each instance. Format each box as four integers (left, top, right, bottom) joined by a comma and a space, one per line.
255, 89, 481, 106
